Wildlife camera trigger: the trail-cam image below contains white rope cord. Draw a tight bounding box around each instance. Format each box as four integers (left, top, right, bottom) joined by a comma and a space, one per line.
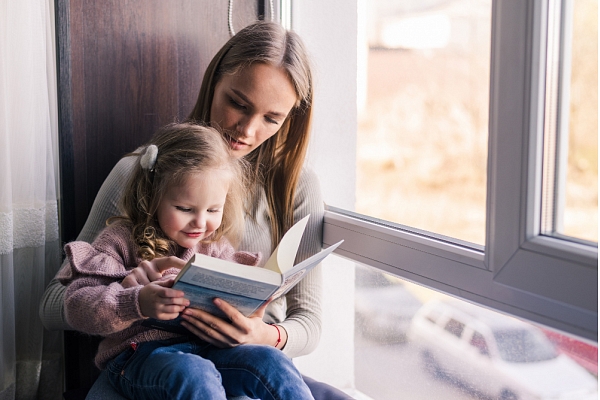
228, 0, 235, 37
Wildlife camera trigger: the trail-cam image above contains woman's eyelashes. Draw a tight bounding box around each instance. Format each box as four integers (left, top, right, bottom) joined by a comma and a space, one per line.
228, 96, 246, 110
228, 95, 281, 125
265, 116, 279, 125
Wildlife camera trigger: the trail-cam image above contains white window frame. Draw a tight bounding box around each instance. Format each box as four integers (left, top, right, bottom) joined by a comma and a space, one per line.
320, 0, 597, 342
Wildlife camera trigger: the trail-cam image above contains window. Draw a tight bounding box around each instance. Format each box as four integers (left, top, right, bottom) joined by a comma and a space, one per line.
292, 0, 597, 395
357, 0, 491, 245
444, 319, 465, 338
425, 309, 441, 325
493, 328, 558, 363
540, 0, 598, 243
470, 331, 490, 356
352, 265, 598, 400
315, 0, 597, 342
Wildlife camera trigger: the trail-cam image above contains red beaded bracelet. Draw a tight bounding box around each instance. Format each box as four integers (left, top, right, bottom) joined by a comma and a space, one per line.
271, 324, 281, 348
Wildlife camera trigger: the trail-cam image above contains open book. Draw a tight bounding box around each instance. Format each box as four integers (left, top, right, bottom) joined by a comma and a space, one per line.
142, 215, 343, 334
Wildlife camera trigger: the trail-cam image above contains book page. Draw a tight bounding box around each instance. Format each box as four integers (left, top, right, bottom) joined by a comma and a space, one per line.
272, 240, 344, 299
263, 215, 310, 274
281, 240, 343, 281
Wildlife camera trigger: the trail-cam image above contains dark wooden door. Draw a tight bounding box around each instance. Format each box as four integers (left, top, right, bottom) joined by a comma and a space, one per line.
56, 0, 263, 390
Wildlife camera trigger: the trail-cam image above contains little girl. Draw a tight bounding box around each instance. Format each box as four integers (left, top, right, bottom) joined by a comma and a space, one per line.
57, 122, 314, 400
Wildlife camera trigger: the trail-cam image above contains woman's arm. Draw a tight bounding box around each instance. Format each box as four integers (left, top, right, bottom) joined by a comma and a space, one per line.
38, 156, 138, 330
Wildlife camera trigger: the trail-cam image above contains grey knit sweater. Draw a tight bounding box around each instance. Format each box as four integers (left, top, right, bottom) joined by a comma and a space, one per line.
40, 155, 324, 359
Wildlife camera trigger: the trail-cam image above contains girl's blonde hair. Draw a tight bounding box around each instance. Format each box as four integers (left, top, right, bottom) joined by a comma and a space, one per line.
189, 21, 313, 248
118, 122, 247, 260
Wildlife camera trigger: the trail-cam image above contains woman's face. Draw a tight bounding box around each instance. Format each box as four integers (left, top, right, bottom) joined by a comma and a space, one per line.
210, 63, 298, 158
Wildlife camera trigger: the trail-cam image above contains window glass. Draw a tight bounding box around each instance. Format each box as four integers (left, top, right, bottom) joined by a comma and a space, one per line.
354, 264, 598, 399
561, 0, 597, 242
493, 329, 557, 363
356, 0, 491, 245
470, 331, 489, 356
444, 319, 465, 338
541, 0, 598, 244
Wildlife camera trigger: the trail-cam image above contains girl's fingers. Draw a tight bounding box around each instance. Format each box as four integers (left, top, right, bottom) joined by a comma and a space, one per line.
159, 304, 186, 314
153, 256, 186, 273
139, 260, 163, 281
121, 274, 142, 288
150, 282, 186, 299
123, 269, 149, 287
159, 296, 189, 307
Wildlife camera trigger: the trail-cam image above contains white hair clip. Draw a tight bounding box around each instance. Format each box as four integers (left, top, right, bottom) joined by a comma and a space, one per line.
140, 144, 158, 171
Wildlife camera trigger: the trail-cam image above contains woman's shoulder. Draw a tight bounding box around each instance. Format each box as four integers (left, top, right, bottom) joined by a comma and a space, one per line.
298, 165, 320, 187
76, 153, 139, 243
294, 166, 324, 222
109, 153, 139, 182
298, 165, 323, 193
96, 152, 140, 200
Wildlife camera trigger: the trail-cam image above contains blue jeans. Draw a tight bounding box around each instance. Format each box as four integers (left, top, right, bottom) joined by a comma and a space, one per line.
105, 338, 314, 400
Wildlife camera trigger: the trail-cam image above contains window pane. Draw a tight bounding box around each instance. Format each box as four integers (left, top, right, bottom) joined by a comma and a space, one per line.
356, 0, 491, 245
354, 264, 599, 400
541, 0, 597, 244
469, 332, 489, 356
562, 0, 597, 242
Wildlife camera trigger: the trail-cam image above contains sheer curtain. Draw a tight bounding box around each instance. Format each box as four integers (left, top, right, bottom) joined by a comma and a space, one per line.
0, 0, 63, 399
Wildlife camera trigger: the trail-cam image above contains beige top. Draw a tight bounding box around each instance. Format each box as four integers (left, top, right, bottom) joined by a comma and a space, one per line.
39, 155, 324, 358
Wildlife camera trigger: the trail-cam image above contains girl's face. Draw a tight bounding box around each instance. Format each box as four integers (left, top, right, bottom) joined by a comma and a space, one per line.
156, 169, 230, 249
210, 63, 298, 158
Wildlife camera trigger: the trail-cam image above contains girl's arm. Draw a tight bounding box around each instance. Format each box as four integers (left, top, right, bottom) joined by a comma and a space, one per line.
64, 269, 187, 335
64, 277, 144, 335
58, 223, 143, 334
39, 155, 138, 330
60, 223, 188, 335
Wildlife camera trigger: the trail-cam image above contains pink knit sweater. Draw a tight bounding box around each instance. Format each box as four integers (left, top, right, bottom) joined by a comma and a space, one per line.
57, 221, 260, 369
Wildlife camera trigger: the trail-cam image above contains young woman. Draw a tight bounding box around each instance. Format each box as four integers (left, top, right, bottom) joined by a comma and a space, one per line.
40, 20, 327, 388
58, 122, 314, 399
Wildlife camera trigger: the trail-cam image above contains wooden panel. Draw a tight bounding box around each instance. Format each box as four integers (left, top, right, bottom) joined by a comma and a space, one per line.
56, 0, 260, 390
58, 0, 258, 243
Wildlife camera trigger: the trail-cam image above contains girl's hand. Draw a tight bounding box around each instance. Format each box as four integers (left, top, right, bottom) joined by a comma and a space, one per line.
122, 256, 186, 288
138, 280, 189, 320
180, 299, 287, 349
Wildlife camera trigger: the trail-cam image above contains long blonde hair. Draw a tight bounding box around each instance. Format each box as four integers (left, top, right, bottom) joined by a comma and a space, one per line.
189, 21, 313, 247
117, 122, 247, 260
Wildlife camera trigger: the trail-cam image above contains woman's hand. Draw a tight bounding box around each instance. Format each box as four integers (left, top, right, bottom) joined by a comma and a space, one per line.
122, 256, 186, 288
180, 299, 287, 349
138, 280, 189, 320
